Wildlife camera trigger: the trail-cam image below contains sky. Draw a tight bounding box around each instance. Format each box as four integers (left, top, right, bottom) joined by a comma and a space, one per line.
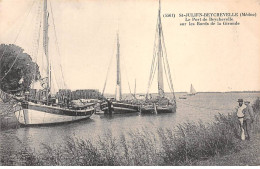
0, 0, 260, 94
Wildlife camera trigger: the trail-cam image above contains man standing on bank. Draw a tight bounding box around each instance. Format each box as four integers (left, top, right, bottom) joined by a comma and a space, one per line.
237, 99, 247, 140
243, 101, 255, 140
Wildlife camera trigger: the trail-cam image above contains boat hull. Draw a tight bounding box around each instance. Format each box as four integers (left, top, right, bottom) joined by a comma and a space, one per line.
141, 105, 176, 114
14, 102, 95, 126
113, 106, 138, 114
101, 101, 139, 114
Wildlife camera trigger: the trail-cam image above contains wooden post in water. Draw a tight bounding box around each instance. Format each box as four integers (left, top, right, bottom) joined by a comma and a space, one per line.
153, 103, 158, 114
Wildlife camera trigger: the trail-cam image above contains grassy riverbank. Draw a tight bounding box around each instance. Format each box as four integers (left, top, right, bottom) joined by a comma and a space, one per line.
195, 98, 260, 166
195, 133, 260, 165
1, 98, 260, 166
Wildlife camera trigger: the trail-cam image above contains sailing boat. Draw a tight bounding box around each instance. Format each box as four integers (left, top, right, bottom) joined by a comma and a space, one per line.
100, 33, 139, 114
141, 0, 176, 114
188, 84, 196, 96
13, 0, 95, 125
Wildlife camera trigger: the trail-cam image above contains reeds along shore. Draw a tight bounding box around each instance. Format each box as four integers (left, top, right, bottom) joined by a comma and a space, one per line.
1, 98, 260, 166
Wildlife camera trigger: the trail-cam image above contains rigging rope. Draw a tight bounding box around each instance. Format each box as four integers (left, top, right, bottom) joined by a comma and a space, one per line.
51, 62, 60, 93
146, 44, 158, 97
149, 54, 158, 94
161, 27, 176, 101
0, 0, 37, 71
49, 1, 67, 89
121, 51, 134, 97
146, 15, 160, 96
102, 36, 117, 95
32, 1, 43, 85
159, 21, 173, 95
147, 44, 157, 89
162, 52, 172, 93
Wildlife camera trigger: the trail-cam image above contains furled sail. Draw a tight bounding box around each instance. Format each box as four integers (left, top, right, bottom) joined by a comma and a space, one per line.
158, 47, 164, 97
115, 33, 122, 101
30, 0, 65, 96
146, 0, 175, 100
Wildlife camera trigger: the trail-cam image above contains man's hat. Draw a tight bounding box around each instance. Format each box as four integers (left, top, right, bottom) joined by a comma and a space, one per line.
237, 99, 243, 102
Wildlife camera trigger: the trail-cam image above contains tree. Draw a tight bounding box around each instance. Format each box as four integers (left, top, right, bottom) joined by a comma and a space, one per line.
0, 44, 41, 94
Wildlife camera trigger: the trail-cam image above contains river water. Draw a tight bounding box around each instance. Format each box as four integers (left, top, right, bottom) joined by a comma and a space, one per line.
0, 92, 259, 152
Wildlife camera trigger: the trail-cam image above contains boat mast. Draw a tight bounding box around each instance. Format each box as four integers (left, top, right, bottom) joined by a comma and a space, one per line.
43, 0, 51, 100
134, 79, 136, 98
115, 32, 122, 101
157, 0, 164, 97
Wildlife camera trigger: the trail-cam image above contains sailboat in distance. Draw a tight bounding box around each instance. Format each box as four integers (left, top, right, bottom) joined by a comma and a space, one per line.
100, 33, 139, 114
13, 0, 95, 125
188, 84, 197, 96
141, 0, 176, 114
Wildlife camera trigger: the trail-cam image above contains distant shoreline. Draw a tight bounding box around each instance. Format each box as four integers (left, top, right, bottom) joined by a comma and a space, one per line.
104, 91, 260, 95
197, 91, 260, 94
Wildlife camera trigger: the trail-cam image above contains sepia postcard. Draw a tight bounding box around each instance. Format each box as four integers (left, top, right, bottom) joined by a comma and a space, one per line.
0, 0, 260, 166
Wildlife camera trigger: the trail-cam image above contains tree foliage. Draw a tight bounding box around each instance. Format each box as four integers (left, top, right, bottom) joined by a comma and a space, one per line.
0, 44, 41, 94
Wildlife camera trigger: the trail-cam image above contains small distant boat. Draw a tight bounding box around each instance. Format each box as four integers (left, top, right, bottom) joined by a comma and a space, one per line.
179, 96, 187, 99
140, 0, 176, 114
188, 84, 197, 96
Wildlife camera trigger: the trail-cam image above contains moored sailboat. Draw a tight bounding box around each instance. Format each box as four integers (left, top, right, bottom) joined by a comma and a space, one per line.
141, 0, 176, 114
100, 33, 139, 114
12, 0, 95, 125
